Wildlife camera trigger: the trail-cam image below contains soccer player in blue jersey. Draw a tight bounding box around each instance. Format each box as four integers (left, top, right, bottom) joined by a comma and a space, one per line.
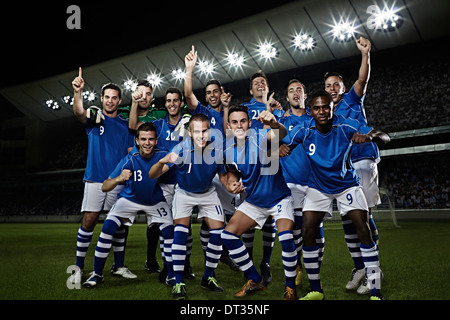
278, 79, 325, 287
221, 106, 298, 300
184, 45, 232, 135
148, 113, 234, 300
83, 122, 175, 288
236, 71, 285, 283
286, 91, 389, 300
69, 68, 134, 285
325, 36, 381, 293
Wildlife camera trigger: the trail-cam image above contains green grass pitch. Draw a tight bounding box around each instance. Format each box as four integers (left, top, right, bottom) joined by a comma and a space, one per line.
1, 222, 449, 300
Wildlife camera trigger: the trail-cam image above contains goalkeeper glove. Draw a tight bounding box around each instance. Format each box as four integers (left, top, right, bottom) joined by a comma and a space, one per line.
86, 106, 105, 124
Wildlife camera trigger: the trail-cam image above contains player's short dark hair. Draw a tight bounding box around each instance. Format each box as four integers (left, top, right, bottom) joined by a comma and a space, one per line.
101, 83, 122, 99
308, 90, 333, 106
250, 70, 269, 90
136, 121, 157, 138
137, 80, 153, 91
165, 87, 184, 102
205, 79, 223, 91
228, 105, 249, 121
324, 71, 344, 83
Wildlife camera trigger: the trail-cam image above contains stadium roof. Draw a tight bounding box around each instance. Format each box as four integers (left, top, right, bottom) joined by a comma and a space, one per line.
1, 0, 450, 122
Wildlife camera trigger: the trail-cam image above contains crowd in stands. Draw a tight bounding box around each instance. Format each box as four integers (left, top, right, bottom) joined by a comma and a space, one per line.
379, 153, 450, 210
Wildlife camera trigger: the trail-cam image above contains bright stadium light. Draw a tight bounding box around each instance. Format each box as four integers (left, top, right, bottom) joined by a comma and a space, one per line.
62, 95, 74, 106
82, 90, 96, 102
123, 79, 138, 92
146, 73, 162, 88
259, 42, 278, 60
293, 33, 316, 52
172, 69, 186, 81
45, 99, 60, 110
226, 52, 245, 68
331, 21, 357, 42
367, 4, 403, 32
198, 60, 215, 75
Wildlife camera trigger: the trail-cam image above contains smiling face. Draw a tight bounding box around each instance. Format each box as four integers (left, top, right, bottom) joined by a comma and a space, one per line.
324, 75, 345, 104
250, 76, 269, 100
137, 85, 153, 109
136, 130, 157, 157
205, 83, 222, 109
101, 88, 122, 115
310, 95, 334, 132
228, 110, 250, 140
165, 92, 182, 117
189, 119, 210, 149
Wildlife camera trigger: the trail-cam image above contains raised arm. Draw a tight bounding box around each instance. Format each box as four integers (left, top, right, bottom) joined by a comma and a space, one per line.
353, 37, 371, 97
128, 88, 145, 131
184, 45, 199, 112
72, 67, 87, 123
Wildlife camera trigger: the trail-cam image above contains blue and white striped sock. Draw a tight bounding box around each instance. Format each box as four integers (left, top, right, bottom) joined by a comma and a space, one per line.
112, 224, 127, 269
76, 226, 93, 269
360, 242, 381, 296
172, 224, 189, 284
303, 245, 322, 292
341, 215, 365, 270
222, 230, 262, 283
159, 223, 174, 280
278, 230, 297, 289
204, 228, 223, 279
94, 216, 122, 276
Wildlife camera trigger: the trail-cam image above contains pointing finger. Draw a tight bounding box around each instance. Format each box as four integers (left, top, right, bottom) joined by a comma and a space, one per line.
78, 67, 82, 78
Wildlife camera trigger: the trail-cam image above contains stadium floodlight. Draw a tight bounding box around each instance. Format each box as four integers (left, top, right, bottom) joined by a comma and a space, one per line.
123, 79, 138, 92
293, 33, 316, 51
172, 69, 186, 81
62, 95, 74, 106
226, 52, 245, 68
367, 4, 403, 32
146, 73, 162, 88
331, 21, 357, 42
82, 90, 96, 102
198, 60, 215, 75
45, 99, 60, 110
258, 42, 278, 60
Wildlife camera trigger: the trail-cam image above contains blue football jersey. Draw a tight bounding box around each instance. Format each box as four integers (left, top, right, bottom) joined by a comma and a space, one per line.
242, 98, 284, 130
334, 87, 380, 162
170, 130, 226, 193
224, 128, 291, 208
153, 116, 185, 152
286, 115, 373, 194
109, 150, 168, 206
279, 111, 312, 185
83, 115, 134, 183
194, 102, 225, 135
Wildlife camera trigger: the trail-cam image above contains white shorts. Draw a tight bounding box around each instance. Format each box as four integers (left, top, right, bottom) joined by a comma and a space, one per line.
287, 183, 308, 214
353, 159, 381, 208
237, 196, 294, 229
172, 184, 224, 222
160, 183, 175, 208
107, 197, 173, 226
303, 186, 368, 218
81, 182, 124, 213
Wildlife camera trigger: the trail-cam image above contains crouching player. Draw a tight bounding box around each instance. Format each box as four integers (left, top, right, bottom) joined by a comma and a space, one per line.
285, 91, 390, 300
83, 122, 175, 288
221, 106, 298, 300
